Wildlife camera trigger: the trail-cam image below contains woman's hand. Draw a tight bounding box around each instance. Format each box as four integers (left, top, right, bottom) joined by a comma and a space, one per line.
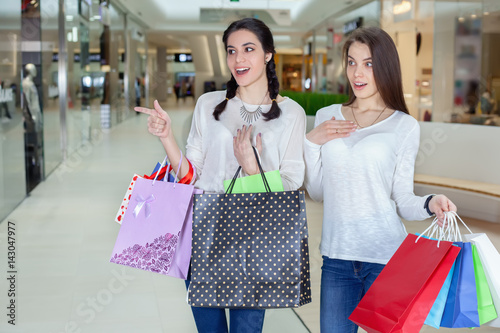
306, 116, 357, 145
429, 194, 457, 225
233, 125, 262, 175
134, 100, 172, 139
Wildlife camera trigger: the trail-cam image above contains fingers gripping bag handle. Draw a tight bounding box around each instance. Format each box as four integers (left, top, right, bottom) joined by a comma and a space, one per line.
225, 146, 271, 194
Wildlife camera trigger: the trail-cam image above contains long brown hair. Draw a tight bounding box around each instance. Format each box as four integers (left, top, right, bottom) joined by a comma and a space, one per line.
342, 26, 409, 114
213, 18, 281, 121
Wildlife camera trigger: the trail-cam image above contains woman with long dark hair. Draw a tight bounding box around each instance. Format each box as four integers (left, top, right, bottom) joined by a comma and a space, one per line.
136, 18, 306, 332
303, 26, 457, 332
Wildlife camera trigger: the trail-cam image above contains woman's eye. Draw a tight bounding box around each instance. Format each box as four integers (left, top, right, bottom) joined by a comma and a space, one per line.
366, 62, 373, 67
227, 49, 235, 55
245, 47, 254, 52
348, 60, 355, 66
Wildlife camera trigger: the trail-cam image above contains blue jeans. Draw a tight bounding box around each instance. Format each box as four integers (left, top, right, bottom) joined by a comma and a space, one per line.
185, 279, 265, 333
320, 257, 385, 333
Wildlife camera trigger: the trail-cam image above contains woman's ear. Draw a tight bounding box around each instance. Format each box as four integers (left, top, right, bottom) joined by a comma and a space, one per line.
265, 53, 272, 64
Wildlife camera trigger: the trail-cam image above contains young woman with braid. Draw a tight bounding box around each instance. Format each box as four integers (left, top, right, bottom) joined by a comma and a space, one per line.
303, 27, 457, 332
135, 18, 306, 333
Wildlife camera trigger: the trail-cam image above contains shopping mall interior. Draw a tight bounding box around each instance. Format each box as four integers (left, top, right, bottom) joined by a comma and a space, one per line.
1, 0, 500, 332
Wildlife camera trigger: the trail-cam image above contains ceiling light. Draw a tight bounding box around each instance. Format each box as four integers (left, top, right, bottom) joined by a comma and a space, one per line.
72, 26, 78, 42
274, 35, 291, 42
393, 0, 412, 15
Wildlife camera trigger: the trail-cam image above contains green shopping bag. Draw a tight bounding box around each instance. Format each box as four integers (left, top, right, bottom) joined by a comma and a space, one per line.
223, 164, 283, 193
472, 244, 498, 325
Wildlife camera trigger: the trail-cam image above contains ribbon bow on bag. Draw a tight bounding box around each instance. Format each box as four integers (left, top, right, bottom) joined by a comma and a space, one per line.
133, 194, 156, 218
132, 152, 183, 219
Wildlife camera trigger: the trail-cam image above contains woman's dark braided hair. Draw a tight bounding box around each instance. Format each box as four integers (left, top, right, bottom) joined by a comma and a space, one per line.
213, 18, 281, 121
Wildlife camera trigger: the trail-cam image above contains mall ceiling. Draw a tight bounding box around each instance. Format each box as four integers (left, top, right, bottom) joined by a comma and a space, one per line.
116, 0, 372, 53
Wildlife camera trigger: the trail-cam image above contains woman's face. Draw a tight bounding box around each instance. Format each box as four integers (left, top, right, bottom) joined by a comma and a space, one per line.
346, 41, 380, 102
226, 29, 272, 90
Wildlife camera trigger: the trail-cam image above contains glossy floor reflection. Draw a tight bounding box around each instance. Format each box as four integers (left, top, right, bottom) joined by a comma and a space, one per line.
1, 98, 499, 333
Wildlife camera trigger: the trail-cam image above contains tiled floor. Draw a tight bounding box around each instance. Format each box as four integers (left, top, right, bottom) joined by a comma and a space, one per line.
1, 98, 499, 332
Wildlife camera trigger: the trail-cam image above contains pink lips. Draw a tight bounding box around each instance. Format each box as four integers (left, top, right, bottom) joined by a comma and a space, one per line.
353, 82, 367, 90
235, 67, 250, 76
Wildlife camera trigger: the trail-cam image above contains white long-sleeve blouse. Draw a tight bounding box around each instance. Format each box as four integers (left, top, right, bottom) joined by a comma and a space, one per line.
186, 90, 306, 193
304, 104, 432, 265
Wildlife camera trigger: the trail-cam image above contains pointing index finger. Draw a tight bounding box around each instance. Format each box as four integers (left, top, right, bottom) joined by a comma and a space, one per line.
134, 106, 156, 116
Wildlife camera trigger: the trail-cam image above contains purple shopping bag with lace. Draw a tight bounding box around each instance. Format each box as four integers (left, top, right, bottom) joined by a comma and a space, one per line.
110, 162, 199, 279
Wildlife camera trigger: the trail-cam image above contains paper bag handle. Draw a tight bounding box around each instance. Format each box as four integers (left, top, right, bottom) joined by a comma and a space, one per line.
225, 146, 271, 194
152, 150, 183, 187
416, 211, 473, 247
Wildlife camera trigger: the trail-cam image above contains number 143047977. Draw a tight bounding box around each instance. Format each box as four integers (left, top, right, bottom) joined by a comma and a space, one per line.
7, 221, 16, 270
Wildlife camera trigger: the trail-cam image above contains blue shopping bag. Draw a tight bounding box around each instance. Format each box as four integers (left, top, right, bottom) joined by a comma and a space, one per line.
440, 242, 480, 328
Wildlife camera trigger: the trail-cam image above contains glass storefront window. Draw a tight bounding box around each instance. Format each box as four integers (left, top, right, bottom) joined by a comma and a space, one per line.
0, 0, 144, 220
41, 0, 63, 176
433, 0, 500, 126
125, 18, 147, 115
108, 4, 126, 124
0, 2, 24, 220
281, 55, 303, 91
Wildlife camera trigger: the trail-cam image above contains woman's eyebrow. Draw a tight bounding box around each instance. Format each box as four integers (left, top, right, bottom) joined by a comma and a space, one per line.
227, 42, 257, 49
348, 55, 372, 61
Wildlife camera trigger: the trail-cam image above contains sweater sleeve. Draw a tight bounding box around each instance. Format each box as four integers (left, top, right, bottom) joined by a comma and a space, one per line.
391, 121, 431, 221
303, 115, 324, 202
279, 105, 306, 191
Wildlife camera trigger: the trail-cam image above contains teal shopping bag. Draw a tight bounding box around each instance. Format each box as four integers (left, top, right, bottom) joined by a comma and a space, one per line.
425, 261, 456, 328
416, 233, 458, 329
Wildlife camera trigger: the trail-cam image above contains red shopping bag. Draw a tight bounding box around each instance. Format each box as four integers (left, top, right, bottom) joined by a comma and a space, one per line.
349, 234, 460, 333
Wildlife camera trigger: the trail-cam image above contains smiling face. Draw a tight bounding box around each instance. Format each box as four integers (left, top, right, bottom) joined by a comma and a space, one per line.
226, 29, 272, 90
346, 41, 380, 103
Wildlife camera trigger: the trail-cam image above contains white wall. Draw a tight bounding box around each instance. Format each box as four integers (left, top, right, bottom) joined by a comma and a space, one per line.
415, 121, 500, 185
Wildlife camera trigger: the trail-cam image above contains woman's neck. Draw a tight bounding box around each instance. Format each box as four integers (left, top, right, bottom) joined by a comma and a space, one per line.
353, 96, 386, 112
237, 84, 269, 105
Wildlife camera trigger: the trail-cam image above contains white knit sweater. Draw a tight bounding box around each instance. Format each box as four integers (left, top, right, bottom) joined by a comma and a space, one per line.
304, 104, 432, 264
